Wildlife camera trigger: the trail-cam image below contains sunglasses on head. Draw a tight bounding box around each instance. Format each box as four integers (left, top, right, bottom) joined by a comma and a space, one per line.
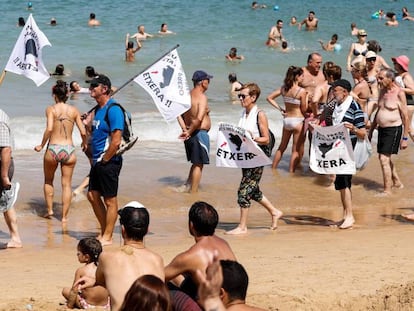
238, 94, 250, 100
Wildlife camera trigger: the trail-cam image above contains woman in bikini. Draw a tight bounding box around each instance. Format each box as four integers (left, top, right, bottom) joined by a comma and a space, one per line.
267, 66, 308, 172
350, 62, 371, 127
35, 80, 87, 221
346, 29, 368, 72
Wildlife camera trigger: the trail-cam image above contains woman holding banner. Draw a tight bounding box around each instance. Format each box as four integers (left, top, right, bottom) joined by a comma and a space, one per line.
226, 82, 283, 235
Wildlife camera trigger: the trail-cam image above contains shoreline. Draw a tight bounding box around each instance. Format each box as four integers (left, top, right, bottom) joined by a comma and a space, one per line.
2, 143, 414, 310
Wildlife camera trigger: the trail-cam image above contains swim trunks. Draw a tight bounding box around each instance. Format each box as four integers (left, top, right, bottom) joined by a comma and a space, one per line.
377, 125, 402, 155
47, 144, 75, 163
184, 130, 210, 165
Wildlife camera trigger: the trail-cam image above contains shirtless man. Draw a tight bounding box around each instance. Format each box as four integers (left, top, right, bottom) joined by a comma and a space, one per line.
298, 11, 318, 31
75, 201, 165, 311
301, 53, 326, 118
165, 201, 237, 299
88, 13, 100, 26
130, 25, 153, 42
266, 20, 284, 47
177, 70, 212, 193
369, 69, 408, 195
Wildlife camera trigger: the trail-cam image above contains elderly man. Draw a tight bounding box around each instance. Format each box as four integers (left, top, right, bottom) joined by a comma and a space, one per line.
369, 68, 408, 195
330, 79, 366, 229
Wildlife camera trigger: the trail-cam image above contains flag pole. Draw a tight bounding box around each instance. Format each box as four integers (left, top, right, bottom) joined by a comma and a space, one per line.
111, 44, 180, 97
0, 70, 7, 87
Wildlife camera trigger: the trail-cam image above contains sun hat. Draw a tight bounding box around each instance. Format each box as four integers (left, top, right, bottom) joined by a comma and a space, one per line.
365, 51, 377, 59
391, 55, 410, 72
358, 29, 367, 36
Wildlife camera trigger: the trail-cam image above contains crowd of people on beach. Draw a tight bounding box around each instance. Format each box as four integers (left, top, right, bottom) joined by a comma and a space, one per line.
2, 3, 414, 310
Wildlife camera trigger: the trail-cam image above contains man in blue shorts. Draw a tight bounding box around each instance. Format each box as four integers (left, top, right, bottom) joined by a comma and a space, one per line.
178, 70, 212, 193
88, 74, 124, 246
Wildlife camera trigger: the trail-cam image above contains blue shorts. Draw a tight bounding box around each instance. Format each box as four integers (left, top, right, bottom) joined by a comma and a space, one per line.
184, 130, 210, 165
89, 160, 122, 198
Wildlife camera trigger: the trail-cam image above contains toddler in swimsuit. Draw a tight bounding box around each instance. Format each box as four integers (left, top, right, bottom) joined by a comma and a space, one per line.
62, 238, 110, 309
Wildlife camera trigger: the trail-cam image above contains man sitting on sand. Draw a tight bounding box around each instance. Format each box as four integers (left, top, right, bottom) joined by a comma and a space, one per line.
75, 201, 165, 311
220, 260, 266, 310
165, 201, 236, 299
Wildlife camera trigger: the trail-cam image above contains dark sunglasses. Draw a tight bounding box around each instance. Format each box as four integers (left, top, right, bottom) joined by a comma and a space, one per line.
238, 94, 250, 100
367, 57, 376, 62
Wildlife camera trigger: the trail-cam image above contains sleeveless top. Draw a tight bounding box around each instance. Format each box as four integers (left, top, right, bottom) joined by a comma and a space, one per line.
238, 105, 260, 138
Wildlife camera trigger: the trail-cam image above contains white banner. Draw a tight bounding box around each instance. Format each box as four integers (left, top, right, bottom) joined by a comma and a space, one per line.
216, 122, 272, 168
309, 124, 356, 174
134, 48, 191, 122
5, 14, 51, 86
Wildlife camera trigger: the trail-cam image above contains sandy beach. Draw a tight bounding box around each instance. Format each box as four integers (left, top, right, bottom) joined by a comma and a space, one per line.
2, 142, 414, 311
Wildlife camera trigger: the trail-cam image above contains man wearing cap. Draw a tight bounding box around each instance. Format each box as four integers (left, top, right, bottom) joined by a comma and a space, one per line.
165, 201, 236, 299
88, 74, 124, 246
369, 68, 408, 195
177, 70, 212, 193
75, 201, 165, 311
330, 79, 366, 229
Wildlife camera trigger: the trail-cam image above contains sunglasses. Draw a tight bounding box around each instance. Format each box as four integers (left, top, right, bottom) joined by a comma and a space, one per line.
367, 57, 376, 62
238, 94, 250, 100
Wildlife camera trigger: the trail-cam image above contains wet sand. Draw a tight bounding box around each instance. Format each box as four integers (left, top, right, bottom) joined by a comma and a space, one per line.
2, 143, 414, 310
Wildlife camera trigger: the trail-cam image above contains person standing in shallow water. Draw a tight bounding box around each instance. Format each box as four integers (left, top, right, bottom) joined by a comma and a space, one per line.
226, 83, 283, 235
177, 70, 212, 193
34, 80, 87, 222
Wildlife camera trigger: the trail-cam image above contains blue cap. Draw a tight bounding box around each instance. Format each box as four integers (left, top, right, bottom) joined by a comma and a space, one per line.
192, 70, 213, 82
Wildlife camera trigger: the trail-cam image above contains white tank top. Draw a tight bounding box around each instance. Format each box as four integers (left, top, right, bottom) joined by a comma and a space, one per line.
238, 105, 260, 138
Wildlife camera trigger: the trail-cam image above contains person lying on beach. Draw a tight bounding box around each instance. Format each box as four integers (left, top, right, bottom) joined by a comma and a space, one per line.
62, 238, 109, 309
165, 201, 236, 299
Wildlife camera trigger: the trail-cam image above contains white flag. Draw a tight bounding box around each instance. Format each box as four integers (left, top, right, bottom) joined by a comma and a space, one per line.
216, 122, 272, 168
309, 124, 356, 174
134, 48, 191, 122
5, 14, 51, 86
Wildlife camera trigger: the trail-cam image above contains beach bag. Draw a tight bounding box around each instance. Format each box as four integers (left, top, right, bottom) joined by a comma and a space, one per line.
353, 136, 372, 170
104, 102, 138, 155
256, 111, 276, 157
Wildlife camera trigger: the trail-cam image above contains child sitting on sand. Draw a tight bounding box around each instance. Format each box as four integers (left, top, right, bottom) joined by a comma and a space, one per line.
62, 238, 109, 309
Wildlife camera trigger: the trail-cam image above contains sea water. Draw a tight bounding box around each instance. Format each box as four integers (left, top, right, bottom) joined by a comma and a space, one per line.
0, 0, 413, 160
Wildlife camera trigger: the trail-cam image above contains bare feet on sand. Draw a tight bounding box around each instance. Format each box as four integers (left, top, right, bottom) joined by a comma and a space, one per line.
43, 211, 54, 219
339, 217, 355, 229
225, 227, 247, 235
270, 210, 283, 230
7, 240, 22, 248
402, 213, 414, 221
